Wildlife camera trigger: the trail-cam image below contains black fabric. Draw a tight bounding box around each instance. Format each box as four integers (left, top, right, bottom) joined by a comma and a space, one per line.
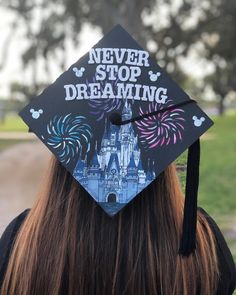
111, 98, 200, 257
0, 208, 235, 294
109, 99, 197, 126
179, 138, 200, 256
0, 209, 30, 288
198, 207, 236, 295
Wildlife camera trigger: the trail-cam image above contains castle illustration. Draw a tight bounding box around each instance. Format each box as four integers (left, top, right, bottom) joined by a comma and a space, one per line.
73, 101, 155, 207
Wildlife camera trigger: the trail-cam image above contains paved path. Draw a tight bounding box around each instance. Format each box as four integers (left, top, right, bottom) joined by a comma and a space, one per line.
0, 139, 235, 259
0, 131, 36, 139
0, 140, 51, 235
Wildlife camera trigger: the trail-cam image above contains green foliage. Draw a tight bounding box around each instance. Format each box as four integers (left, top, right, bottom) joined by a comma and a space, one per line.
0, 113, 28, 132
1, 0, 236, 112
199, 113, 236, 216
9, 82, 47, 103
0, 112, 235, 262
176, 112, 236, 216
176, 112, 236, 262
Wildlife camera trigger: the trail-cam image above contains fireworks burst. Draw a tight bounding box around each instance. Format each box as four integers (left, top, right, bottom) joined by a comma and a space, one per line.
135, 100, 186, 149
87, 76, 122, 121
46, 114, 92, 164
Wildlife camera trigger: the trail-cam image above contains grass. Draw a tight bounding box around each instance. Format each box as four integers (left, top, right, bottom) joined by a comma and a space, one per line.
0, 113, 28, 132
176, 111, 236, 216
1, 112, 235, 217
0, 113, 30, 151
176, 111, 236, 262
199, 112, 236, 216
0, 112, 236, 262
199, 112, 236, 263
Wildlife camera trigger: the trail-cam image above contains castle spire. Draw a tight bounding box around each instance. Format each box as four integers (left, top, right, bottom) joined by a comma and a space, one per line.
128, 153, 136, 169
102, 118, 109, 140
91, 147, 100, 167
122, 100, 132, 121
137, 158, 143, 170
146, 158, 154, 181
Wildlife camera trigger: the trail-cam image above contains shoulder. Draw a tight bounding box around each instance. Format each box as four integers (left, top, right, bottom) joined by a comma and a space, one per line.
0, 209, 30, 285
0, 209, 30, 246
197, 207, 236, 294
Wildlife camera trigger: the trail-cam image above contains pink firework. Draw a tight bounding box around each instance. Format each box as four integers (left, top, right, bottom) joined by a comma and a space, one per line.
135, 100, 186, 149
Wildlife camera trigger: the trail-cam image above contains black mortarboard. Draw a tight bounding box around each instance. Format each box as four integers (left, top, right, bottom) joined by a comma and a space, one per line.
19, 25, 214, 257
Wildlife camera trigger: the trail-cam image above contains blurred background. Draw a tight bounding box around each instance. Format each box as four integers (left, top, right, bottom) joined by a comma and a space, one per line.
0, 0, 235, 265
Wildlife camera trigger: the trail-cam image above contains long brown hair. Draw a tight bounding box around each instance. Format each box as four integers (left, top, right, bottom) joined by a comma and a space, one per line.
1, 155, 219, 295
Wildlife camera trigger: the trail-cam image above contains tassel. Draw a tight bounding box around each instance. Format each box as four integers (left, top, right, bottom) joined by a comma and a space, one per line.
178, 138, 200, 257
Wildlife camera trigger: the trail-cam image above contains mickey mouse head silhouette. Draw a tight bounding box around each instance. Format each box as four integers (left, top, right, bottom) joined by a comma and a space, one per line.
148, 71, 161, 82
73, 67, 85, 77
192, 116, 205, 127
30, 109, 43, 119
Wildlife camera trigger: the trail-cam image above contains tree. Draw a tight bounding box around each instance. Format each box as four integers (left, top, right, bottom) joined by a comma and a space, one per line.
1, 0, 235, 114
200, 0, 236, 115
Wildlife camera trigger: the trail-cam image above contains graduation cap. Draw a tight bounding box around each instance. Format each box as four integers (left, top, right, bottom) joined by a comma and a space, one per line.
19, 24, 214, 257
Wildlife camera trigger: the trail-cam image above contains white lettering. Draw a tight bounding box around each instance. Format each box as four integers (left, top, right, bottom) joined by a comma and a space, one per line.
75, 84, 88, 100
96, 64, 106, 81
101, 83, 115, 98
155, 87, 168, 103
64, 84, 77, 100
88, 48, 102, 64
129, 66, 141, 82
87, 48, 150, 66
116, 83, 134, 99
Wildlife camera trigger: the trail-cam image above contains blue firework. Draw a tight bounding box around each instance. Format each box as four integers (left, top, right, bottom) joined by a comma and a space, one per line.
87, 75, 122, 121
46, 114, 92, 164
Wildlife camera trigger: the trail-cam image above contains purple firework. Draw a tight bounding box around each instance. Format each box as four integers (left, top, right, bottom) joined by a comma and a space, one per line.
135, 99, 186, 149
87, 76, 122, 121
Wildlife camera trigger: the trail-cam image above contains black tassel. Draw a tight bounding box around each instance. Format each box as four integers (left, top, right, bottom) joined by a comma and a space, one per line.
178, 138, 200, 257
109, 98, 200, 257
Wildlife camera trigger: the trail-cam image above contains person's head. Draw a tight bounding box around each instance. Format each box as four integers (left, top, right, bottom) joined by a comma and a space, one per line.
1, 155, 219, 295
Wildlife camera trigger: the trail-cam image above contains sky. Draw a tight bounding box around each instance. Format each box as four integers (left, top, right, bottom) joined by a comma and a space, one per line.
0, 7, 102, 98
0, 5, 214, 99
